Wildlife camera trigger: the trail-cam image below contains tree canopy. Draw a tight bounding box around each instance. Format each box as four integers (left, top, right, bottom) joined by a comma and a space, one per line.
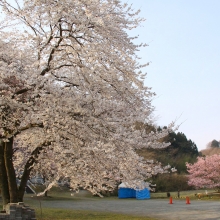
186, 154, 220, 190
0, 0, 174, 208
208, 140, 220, 148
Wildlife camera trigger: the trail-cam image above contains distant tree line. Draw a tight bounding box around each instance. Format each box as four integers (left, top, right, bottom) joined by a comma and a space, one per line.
157, 129, 199, 172
207, 139, 220, 148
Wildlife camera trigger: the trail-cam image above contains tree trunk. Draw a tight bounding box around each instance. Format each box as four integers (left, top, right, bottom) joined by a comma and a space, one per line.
18, 145, 44, 201
2, 138, 48, 203
44, 190, 48, 197
18, 162, 33, 202
4, 137, 18, 203
0, 141, 10, 209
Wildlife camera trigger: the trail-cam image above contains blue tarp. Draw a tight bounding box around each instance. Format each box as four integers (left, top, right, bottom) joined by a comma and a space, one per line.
118, 188, 136, 198
136, 188, 150, 200
118, 187, 150, 199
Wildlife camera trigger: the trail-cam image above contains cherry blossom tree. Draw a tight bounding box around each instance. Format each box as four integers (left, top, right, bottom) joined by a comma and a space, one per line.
186, 154, 220, 190
0, 0, 174, 208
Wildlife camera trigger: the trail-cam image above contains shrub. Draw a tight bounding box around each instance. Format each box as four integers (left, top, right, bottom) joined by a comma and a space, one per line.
152, 173, 194, 192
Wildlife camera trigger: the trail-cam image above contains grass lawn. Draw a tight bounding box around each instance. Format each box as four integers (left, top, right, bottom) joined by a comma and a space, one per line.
33, 208, 157, 220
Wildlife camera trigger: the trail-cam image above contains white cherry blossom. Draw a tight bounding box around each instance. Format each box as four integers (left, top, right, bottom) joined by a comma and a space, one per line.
0, 0, 175, 205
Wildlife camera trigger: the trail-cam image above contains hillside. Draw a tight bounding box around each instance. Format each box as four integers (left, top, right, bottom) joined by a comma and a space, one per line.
201, 147, 220, 156
137, 131, 199, 174
134, 125, 200, 192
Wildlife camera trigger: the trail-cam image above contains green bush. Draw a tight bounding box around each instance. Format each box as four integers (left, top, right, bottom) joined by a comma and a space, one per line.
152, 173, 194, 192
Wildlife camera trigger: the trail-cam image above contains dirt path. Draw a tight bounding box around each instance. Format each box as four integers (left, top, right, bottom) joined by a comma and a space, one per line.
34, 197, 220, 220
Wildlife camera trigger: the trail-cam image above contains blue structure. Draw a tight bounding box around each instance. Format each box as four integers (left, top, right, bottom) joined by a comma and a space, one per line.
136, 188, 150, 200
118, 182, 150, 200
118, 187, 136, 198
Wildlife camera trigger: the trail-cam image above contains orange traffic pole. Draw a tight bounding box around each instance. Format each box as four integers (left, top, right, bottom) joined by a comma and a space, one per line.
169, 196, 173, 204
186, 196, 190, 204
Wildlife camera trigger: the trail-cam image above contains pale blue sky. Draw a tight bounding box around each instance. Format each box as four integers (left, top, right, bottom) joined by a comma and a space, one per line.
123, 0, 220, 150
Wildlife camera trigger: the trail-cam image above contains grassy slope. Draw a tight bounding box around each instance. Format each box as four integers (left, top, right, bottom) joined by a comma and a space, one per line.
201, 148, 220, 156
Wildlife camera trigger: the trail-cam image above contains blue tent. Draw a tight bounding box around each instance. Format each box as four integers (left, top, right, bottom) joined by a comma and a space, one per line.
118, 182, 150, 200
136, 188, 150, 200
